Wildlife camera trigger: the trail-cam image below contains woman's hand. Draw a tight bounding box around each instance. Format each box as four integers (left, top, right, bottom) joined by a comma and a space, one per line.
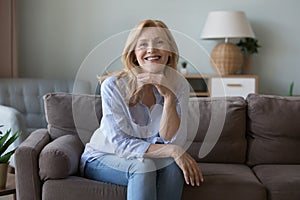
171, 145, 204, 187
145, 144, 204, 186
137, 72, 174, 98
136, 64, 180, 98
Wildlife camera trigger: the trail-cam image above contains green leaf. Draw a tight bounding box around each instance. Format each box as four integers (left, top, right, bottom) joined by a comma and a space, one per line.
236, 38, 261, 56
289, 82, 294, 96
0, 149, 15, 163
0, 130, 20, 156
0, 127, 20, 163
0, 129, 11, 149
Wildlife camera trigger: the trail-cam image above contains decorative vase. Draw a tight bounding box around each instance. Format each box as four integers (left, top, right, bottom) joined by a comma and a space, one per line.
0, 162, 8, 189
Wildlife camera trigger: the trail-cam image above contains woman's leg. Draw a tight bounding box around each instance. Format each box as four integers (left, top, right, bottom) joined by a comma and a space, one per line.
155, 158, 184, 200
84, 155, 157, 200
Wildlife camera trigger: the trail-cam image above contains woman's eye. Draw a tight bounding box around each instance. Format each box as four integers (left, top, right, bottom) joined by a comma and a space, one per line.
138, 43, 147, 48
156, 40, 164, 45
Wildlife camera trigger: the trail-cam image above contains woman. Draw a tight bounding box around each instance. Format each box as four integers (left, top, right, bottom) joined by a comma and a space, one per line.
81, 19, 203, 200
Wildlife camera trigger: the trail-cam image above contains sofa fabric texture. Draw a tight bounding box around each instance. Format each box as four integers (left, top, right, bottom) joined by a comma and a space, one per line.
15, 93, 300, 200
43, 93, 102, 144
187, 97, 247, 163
39, 134, 84, 180
0, 78, 91, 134
246, 94, 300, 166
253, 165, 300, 200
0, 78, 91, 167
15, 129, 51, 200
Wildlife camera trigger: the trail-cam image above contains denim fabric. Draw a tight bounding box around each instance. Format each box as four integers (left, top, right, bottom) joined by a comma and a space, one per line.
84, 155, 184, 200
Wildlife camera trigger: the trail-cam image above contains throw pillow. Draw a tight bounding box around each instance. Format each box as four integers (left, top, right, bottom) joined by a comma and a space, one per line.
43, 92, 102, 144
39, 134, 84, 180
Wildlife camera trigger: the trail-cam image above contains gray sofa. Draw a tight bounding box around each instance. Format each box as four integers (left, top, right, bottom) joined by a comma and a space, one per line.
0, 78, 91, 166
14, 93, 300, 200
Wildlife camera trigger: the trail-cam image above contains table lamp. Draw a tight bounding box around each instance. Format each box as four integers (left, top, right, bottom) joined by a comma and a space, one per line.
201, 11, 255, 75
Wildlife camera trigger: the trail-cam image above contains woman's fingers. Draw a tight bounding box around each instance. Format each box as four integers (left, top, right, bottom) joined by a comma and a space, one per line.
137, 73, 163, 85
175, 152, 204, 187
137, 73, 174, 96
182, 167, 190, 185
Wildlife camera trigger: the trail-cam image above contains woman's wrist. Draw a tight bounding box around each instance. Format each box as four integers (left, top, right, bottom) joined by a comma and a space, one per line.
168, 144, 184, 159
163, 92, 176, 104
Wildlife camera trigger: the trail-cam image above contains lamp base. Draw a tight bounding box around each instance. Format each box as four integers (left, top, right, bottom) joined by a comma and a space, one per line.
210, 42, 243, 76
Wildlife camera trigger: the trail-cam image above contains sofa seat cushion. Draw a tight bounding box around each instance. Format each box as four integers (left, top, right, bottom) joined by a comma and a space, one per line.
42, 176, 127, 200
43, 93, 102, 144
247, 94, 300, 166
182, 163, 266, 200
253, 165, 300, 200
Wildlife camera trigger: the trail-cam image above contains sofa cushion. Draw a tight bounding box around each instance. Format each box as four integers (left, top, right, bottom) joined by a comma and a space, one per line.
182, 163, 266, 200
186, 97, 247, 163
246, 94, 300, 166
39, 134, 84, 180
253, 165, 300, 200
43, 176, 127, 200
43, 93, 102, 144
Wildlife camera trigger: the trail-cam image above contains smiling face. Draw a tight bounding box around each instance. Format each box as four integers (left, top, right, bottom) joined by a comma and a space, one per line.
134, 27, 171, 74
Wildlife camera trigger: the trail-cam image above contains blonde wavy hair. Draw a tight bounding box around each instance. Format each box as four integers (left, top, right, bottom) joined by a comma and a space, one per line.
101, 19, 179, 106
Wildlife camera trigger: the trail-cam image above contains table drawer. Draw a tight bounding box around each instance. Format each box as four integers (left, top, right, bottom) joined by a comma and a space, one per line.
210, 77, 257, 98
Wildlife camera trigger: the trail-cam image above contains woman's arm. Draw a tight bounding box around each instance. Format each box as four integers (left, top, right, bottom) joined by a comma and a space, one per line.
159, 92, 180, 141
145, 143, 204, 186
137, 70, 189, 145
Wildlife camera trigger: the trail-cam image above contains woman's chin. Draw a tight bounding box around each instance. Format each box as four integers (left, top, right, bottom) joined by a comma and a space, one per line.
142, 63, 165, 74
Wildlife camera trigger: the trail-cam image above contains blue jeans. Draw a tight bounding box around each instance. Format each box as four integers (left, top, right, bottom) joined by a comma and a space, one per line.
84, 155, 184, 200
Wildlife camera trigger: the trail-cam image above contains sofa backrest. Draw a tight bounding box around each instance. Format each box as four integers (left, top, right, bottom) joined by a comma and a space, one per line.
246, 93, 300, 166
44, 93, 248, 163
0, 78, 91, 134
186, 97, 248, 163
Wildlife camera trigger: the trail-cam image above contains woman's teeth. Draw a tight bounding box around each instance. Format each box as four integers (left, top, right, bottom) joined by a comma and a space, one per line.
145, 56, 160, 61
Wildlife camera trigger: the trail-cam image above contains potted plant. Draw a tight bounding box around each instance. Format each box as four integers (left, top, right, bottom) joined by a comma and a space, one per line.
180, 61, 188, 75
0, 125, 20, 189
236, 38, 261, 74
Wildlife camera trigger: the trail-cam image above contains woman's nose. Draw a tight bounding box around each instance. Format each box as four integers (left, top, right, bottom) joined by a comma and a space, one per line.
146, 44, 156, 53
147, 47, 153, 53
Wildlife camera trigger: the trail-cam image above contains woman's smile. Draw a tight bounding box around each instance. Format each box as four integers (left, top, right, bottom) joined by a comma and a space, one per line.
144, 55, 161, 62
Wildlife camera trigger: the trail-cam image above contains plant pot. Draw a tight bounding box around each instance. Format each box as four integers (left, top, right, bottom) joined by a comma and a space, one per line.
0, 162, 8, 189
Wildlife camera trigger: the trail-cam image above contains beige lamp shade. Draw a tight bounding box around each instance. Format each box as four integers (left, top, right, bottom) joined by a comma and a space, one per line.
201, 11, 255, 75
201, 11, 255, 39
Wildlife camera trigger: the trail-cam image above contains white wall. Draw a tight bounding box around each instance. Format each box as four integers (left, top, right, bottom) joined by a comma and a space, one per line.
16, 0, 300, 95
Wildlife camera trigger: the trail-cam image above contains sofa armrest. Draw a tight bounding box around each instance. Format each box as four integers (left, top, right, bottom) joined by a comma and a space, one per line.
15, 129, 51, 200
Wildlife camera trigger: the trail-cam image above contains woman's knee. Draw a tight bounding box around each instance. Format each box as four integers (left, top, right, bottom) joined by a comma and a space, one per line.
163, 161, 184, 179
129, 158, 156, 174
